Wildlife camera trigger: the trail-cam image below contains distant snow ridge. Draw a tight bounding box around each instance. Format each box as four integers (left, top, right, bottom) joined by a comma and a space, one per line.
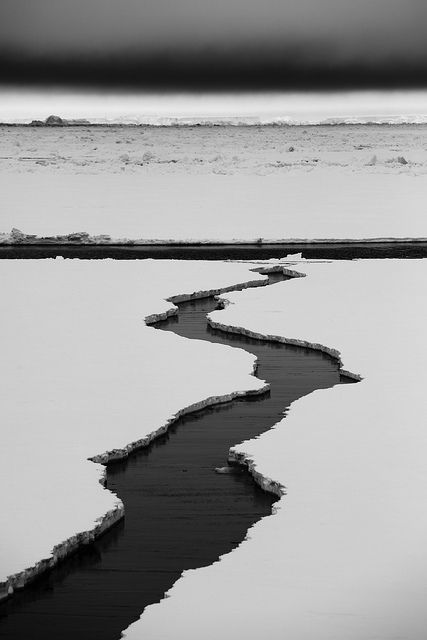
12, 113, 427, 126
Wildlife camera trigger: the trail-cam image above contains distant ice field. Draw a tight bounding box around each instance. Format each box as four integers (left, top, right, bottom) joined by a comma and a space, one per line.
1, 121, 427, 243
2, 89, 427, 125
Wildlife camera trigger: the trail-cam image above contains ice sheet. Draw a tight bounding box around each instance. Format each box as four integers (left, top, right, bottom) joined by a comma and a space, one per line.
1, 125, 427, 242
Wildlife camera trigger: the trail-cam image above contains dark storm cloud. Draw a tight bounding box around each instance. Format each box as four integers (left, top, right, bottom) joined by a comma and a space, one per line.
1, 0, 427, 88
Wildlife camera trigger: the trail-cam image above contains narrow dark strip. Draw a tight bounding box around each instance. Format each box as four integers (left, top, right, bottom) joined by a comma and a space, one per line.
0, 272, 355, 640
1, 51, 427, 91
1, 242, 427, 261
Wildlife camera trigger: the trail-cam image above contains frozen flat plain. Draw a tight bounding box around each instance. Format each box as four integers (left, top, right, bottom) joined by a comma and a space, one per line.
0, 259, 267, 597
124, 258, 427, 640
1, 124, 427, 242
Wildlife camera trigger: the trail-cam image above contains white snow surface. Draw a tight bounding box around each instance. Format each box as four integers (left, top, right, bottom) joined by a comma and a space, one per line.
1, 172, 427, 242
124, 259, 427, 640
2, 124, 427, 243
0, 258, 267, 589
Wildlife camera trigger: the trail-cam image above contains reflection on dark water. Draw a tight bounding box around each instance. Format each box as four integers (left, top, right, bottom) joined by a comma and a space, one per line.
0, 273, 356, 640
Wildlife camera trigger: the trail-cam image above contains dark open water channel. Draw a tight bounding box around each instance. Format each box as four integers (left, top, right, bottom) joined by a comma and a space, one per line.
0, 268, 354, 639
1, 241, 427, 261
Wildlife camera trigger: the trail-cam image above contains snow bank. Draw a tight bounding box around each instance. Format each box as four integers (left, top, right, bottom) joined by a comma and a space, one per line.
123, 259, 427, 640
0, 259, 267, 599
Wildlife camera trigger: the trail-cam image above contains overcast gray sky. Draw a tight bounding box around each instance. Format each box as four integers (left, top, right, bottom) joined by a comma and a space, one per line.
1, 0, 426, 88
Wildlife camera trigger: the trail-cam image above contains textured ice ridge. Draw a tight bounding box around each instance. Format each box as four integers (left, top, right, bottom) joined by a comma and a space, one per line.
1, 504, 124, 600
1, 228, 427, 246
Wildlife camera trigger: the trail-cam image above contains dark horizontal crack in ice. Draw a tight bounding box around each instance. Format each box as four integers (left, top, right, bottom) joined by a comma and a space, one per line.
2, 242, 427, 260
